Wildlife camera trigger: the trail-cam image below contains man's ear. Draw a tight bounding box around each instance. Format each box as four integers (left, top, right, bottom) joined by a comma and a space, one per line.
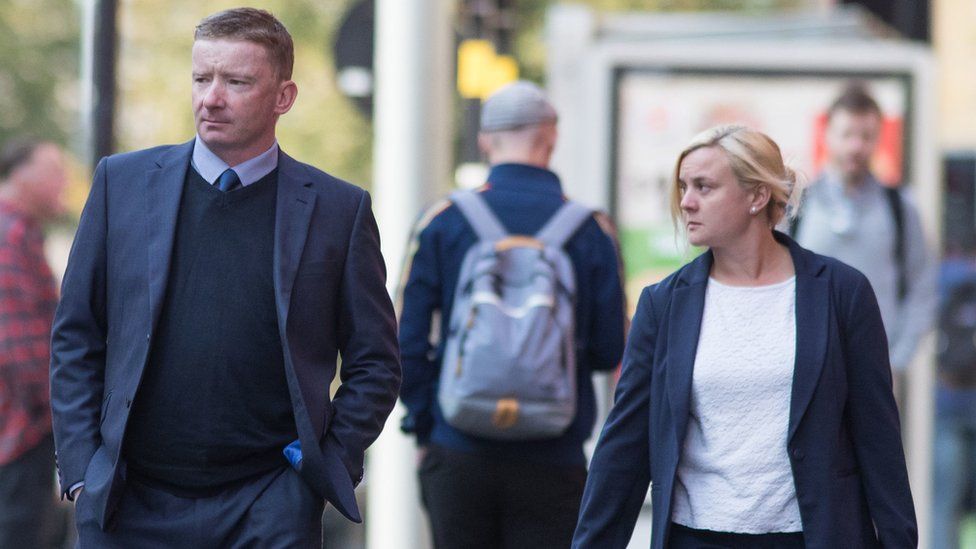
541, 123, 558, 154
274, 80, 298, 116
477, 133, 492, 157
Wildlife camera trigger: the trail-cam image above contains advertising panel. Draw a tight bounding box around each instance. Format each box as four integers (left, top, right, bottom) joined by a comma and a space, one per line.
613, 71, 910, 296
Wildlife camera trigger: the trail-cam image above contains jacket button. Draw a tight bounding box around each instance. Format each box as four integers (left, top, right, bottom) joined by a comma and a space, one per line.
791, 448, 805, 461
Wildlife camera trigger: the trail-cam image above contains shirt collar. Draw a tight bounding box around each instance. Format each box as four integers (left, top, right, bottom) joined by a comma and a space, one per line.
486, 163, 564, 196
191, 136, 279, 187
820, 168, 881, 198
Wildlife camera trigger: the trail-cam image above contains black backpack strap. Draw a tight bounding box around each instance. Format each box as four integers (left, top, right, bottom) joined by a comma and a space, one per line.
788, 212, 802, 239
884, 186, 907, 302
788, 177, 815, 238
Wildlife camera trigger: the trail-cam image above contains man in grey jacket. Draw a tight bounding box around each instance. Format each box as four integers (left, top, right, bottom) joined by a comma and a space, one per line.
792, 83, 936, 384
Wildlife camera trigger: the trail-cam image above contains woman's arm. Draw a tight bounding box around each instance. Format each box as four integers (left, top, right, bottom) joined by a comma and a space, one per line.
573, 286, 658, 548
843, 274, 918, 547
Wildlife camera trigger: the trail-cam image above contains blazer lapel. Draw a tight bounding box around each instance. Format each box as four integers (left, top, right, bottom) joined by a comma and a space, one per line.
784, 233, 829, 442
146, 140, 193, 335
271, 151, 327, 480
667, 252, 710, 451
663, 234, 829, 450
273, 151, 317, 324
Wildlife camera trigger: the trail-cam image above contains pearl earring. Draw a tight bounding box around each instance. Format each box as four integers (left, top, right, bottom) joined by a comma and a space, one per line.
749, 206, 757, 214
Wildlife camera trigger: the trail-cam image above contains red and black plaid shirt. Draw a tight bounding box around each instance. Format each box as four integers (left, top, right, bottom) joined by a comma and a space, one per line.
0, 199, 57, 465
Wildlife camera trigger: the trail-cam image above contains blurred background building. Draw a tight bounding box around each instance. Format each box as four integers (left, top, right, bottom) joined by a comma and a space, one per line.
5, 0, 976, 547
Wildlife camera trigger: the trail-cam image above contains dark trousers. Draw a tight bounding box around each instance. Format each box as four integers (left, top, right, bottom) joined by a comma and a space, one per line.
0, 434, 56, 549
668, 523, 805, 549
418, 444, 586, 549
75, 466, 324, 549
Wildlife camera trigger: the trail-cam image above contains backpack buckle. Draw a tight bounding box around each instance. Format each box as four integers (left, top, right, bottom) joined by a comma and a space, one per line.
492, 398, 520, 429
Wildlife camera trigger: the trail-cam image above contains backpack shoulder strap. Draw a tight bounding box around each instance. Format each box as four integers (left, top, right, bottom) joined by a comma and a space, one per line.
788, 212, 802, 238
536, 200, 594, 248
790, 174, 829, 239
450, 190, 508, 242
883, 186, 907, 302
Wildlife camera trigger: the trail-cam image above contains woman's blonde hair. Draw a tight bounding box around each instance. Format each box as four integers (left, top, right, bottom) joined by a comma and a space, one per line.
669, 125, 803, 230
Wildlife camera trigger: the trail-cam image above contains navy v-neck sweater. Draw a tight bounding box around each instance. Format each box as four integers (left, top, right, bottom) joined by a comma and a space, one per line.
123, 167, 297, 495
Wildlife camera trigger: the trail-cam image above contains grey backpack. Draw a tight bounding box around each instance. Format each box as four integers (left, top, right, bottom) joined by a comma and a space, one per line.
438, 190, 592, 440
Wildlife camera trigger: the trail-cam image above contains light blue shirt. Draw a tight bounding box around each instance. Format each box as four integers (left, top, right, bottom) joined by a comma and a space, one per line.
191, 136, 279, 186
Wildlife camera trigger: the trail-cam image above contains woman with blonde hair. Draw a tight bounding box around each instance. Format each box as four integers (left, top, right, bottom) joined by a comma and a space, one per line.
572, 125, 916, 548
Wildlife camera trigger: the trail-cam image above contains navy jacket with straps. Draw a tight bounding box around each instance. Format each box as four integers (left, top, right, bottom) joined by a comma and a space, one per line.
398, 163, 626, 465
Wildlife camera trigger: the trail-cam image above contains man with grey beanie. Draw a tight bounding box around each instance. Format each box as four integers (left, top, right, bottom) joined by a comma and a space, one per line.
398, 80, 626, 548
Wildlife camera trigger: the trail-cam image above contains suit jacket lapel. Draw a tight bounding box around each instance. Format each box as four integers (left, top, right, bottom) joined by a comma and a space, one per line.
273, 151, 317, 324
146, 140, 194, 335
271, 151, 325, 474
786, 235, 829, 441
667, 251, 710, 452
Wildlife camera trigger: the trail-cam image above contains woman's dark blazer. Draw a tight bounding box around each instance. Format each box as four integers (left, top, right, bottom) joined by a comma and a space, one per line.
573, 232, 917, 549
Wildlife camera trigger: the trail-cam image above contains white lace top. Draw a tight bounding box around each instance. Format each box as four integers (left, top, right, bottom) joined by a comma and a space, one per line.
671, 276, 803, 533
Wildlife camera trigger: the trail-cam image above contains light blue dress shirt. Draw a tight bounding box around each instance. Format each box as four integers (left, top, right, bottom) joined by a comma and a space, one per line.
191, 136, 279, 186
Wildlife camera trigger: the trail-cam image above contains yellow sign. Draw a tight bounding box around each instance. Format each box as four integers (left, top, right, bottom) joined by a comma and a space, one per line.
457, 39, 518, 100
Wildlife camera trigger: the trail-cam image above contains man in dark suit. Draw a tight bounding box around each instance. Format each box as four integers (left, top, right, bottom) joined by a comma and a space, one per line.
49, 8, 400, 547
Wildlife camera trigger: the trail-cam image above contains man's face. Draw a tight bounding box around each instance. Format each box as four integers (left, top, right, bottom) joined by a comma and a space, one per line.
824, 109, 881, 185
191, 39, 295, 165
16, 143, 68, 221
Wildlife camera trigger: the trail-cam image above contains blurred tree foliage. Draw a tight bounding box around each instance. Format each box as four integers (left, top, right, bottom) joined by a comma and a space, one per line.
0, 0, 814, 193
0, 0, 80, 146
513, 0, 815, 82
116, 0, 371, 186
116, 0, 810, 188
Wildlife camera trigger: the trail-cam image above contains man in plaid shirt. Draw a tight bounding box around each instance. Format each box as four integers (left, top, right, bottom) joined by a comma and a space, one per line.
0, 138, 68, 548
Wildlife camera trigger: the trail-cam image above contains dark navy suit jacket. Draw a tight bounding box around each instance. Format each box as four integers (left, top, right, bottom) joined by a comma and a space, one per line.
50, 140, 401, 529
573, 232, 917, 549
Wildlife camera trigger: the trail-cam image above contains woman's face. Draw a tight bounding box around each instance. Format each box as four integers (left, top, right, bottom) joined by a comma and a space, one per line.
677, 146, 756, 249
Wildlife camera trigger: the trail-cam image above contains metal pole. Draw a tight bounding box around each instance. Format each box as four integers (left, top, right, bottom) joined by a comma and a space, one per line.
496, 0, 515, 55
904, 51, 939, 545
459, 0, 492, 164
368, 1, 454, 547
91, 0, 118, 165
78, 0, 96, 164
